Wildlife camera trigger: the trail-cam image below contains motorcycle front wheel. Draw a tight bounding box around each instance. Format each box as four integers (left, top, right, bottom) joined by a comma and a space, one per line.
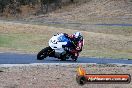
37, 47, 52, 60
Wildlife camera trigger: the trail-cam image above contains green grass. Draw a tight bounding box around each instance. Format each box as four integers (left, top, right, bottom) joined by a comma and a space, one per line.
0, 33, 48, 52
0, 35, 15, 46
81, 49, 132, 59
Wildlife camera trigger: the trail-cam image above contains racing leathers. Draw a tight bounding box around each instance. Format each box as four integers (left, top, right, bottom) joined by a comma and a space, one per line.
63, 33, 84, 56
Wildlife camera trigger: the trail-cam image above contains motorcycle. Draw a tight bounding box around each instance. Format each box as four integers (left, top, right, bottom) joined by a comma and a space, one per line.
37, 33, 79, 61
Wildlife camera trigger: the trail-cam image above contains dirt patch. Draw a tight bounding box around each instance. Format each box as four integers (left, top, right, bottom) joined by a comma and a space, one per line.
49, 0, 132, 19
0, 64, 131, 88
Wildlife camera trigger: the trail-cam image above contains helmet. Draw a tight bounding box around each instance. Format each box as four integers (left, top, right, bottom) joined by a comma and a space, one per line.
73, 32, 82, 38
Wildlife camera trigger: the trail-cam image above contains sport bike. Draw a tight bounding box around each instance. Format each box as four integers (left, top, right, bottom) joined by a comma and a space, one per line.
37, 33, 79, 61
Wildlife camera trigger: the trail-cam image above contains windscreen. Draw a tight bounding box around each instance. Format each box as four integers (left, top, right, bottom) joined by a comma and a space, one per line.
57, 35, 69, 42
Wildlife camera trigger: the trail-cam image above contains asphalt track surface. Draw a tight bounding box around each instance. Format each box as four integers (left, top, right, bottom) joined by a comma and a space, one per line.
96, 24, 132, 26
0, 53, 132, 64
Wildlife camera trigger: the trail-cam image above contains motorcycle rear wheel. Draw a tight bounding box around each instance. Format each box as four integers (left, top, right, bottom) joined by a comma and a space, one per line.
60, 55, 67, 61
71, 56, 78, 61
60, 53, 69, 61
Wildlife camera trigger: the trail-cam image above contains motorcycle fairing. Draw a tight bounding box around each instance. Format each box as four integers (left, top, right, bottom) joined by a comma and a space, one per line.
49, 33, 72, 53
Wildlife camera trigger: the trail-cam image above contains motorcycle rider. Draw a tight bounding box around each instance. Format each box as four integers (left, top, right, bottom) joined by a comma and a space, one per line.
63, 32, 84, 55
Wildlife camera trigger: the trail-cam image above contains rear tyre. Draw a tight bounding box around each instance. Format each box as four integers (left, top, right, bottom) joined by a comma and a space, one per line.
60, 55, 67, 61
60, 53, 69, 61
37, 47, 51, 60
71, 56, 78, 61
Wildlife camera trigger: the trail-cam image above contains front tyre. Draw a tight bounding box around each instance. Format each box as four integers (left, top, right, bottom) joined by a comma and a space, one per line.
37, 47, 51, 60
